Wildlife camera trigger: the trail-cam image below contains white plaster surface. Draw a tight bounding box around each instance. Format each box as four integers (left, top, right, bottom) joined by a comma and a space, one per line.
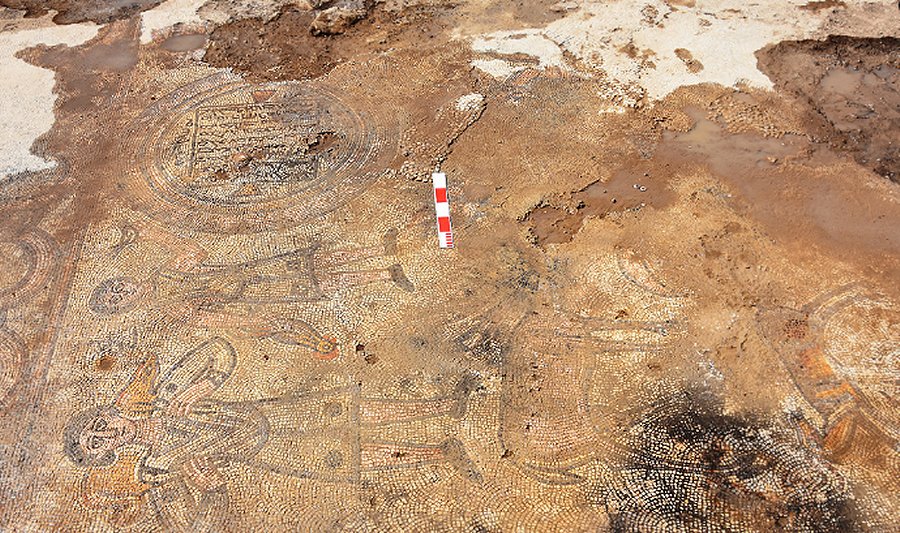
471, 57, 524, 79
456, 93, 485, 111
467, 0, 900, 100
0, 22, 99, 180
472, 28, 567, 71
140, 0, 206, 43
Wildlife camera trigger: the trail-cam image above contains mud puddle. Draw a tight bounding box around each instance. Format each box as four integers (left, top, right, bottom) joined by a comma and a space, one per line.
660, 108, 900, 285
0, 0, 162, 24
664, 108, 810, 173
528, 97, 899, 285
523, 105, 805, 248
160, 32, 207, 52
24, 20, 139, 114
527, 165, 676, 246
758, 36, 900, 182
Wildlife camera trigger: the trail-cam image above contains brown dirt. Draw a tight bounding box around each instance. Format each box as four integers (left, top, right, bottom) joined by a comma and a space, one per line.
675, 47, 704, 72
658, 107, 900, 288
799, 0, 847, 11
758, 36, 900, 182
665, 0, 696, 7
203, 2, 456, 83
0, 0, 162, 24
477, 0, 573, 27
526, 163, 677, 246
202, 0, 571, 83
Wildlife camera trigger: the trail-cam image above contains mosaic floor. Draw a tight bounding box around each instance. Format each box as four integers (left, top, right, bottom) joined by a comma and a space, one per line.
0, 1, 898, 531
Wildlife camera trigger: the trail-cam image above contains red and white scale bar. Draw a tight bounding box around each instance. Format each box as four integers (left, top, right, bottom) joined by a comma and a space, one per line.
432, 172, 454, 248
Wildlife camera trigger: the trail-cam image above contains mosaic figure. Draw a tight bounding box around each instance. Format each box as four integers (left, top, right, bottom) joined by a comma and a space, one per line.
0, 311, 25, 410
757, 284, 898, 468
89, 225, 413, 359
64, 338, 479, 529
0, 229, 58, 309
499, 311, 684, 485
0, 229, 59, 409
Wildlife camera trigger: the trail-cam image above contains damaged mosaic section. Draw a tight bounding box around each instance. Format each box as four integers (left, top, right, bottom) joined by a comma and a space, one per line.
0, 1, 897, 531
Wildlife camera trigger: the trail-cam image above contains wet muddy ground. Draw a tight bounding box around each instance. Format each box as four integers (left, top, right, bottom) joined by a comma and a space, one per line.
0, 1, 898, 532
758, 36, 900, 182
0, 0, 163, 24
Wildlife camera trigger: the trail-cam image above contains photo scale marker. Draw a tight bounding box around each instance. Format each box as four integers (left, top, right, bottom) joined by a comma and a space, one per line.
432, 172, 454, 248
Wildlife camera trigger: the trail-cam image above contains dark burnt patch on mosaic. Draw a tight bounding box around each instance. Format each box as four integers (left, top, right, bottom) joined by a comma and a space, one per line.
455, 325, 509, 367
606, 386, 860, 532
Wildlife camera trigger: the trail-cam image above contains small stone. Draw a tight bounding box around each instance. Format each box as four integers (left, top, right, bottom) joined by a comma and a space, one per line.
310, 3, 368, 35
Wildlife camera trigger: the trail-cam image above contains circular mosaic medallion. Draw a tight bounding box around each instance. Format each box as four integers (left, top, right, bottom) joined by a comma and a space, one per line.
127, 76, 397, 232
